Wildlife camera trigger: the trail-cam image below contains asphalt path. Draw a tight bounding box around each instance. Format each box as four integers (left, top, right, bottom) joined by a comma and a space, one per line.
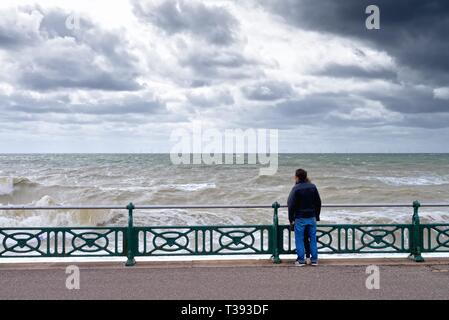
1, 259, 449, 300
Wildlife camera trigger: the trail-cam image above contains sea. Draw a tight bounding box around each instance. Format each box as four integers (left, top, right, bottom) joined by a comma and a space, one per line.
1, 153, 449, 228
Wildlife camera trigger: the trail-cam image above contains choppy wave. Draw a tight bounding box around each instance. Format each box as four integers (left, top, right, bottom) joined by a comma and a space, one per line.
373, 176, 449, 186
0, 176, 38, 196
0, 194, 117, 227
2, 154, 449, 228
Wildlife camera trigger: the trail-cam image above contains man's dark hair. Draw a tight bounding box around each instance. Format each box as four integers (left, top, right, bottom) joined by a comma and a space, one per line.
295, 168, 308, 182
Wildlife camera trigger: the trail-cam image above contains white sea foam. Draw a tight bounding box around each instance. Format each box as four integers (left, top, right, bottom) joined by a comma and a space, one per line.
162, 183, 216, 192
0, 177, 14, 195
0, 194, 116, 227
375, 176, 449, 186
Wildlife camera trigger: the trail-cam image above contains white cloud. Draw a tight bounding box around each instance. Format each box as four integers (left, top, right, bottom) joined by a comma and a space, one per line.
434, 87, 449, 100
329, 101, 404, 123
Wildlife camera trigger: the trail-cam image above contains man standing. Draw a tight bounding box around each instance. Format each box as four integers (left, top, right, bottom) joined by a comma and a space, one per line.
287, 169, 322, 266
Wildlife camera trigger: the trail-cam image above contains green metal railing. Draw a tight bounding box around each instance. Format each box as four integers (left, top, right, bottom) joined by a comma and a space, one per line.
1, 201, 448, 266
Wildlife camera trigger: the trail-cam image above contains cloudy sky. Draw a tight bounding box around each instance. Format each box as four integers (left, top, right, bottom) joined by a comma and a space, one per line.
0, 0, 448, 153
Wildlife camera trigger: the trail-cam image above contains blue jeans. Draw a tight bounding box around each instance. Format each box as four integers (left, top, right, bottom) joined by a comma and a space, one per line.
295, 217, 318, 263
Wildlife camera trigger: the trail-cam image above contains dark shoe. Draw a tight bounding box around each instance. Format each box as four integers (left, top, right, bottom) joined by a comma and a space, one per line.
295, 260, 306, 267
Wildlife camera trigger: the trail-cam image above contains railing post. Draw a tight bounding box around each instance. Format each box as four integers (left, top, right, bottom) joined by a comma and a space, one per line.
271, 201, 281, 264
125, 202, 136, 266
409, 200, 424, 262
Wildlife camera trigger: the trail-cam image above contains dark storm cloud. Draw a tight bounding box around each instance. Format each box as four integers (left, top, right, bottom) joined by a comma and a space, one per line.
38, 9, 94, 39
275, 95, 350, 118
179, 48, 260, 81
234, 94, 352, 129
188, 79, 211, 88
185, 50, 248, 70
20, 49, 141, 92
241, 81, 294, 101
186, 89, 234, 107
400, 113, 449, 129
365, 86, 449, 114
236, 92, 449, 130
133, 0, 239, 45
12, 100, 163, 115
1, 91, 165, 116
0, 27, 36, 48
0, 7, 142, 91
71, 100, 163, 115
313, 63, 398, 81
260, 89, 449, 129
0, 8, 41, 48
262, 0, 449, 85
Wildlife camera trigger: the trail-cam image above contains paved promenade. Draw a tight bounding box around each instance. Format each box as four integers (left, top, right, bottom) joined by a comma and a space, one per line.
1, 258, 448, 300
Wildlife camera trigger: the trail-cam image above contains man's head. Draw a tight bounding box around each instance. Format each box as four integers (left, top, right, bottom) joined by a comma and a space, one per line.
295, 168, 308, 183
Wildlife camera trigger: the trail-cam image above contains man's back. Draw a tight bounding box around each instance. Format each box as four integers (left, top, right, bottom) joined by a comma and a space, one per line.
288, 182, 321, 222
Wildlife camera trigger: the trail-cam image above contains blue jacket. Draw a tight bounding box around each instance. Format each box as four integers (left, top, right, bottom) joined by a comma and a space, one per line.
287, 181, 322, 223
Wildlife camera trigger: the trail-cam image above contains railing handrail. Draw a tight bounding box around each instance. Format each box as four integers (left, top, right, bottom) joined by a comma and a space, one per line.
1, 203, 449, 210
1, 200, 447, 265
